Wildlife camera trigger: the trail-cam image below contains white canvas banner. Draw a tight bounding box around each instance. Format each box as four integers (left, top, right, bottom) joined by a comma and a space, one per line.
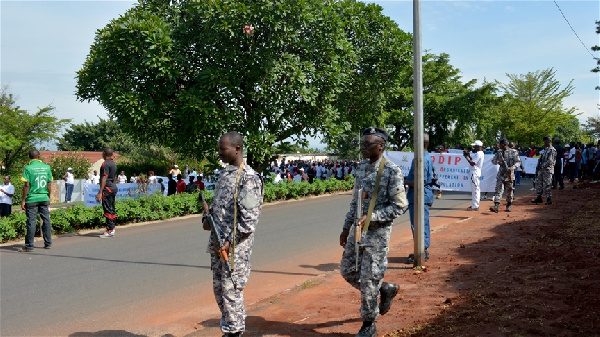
384, 151, 500, 193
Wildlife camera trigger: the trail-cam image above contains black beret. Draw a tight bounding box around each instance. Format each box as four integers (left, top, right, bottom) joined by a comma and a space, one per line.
543, 136, 551, 141
362, 127, 388, 141
499, 138, 508, 144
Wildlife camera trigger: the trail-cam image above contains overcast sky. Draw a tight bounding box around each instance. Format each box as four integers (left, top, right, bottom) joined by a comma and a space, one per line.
2, 0, 599, 149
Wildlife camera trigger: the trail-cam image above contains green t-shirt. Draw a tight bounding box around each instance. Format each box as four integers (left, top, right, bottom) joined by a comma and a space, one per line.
21, 159, 53, 203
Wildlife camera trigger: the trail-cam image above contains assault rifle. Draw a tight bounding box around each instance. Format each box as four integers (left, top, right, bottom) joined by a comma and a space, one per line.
354, 186, 364, 271
200, 192, 235, 287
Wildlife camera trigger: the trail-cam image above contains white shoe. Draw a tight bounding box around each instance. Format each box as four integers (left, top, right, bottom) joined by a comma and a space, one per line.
99, 229, 115, 238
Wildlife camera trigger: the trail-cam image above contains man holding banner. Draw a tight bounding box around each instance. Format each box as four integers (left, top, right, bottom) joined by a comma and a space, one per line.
490, 138, 521, 213
464, 140, 484, 211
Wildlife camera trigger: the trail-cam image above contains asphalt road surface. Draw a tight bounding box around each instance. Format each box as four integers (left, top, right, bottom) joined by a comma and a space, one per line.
1, 185, 530, 336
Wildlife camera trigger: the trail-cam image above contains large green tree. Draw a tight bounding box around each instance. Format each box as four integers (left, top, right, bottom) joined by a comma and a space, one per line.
385, 52, 499, 150
0, 85, 70, 175
78, 0, 403, 171
57, 117, 131, 152
495, 68, 576, 145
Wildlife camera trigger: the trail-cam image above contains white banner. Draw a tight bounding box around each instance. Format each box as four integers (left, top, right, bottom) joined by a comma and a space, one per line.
384, 151, 500, 192
83, 182, 162, 207
520, 156, 538, 175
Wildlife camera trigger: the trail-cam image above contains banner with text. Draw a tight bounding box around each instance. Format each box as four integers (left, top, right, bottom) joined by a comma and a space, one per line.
83, 182, 162, 207
384, 151, 500, 192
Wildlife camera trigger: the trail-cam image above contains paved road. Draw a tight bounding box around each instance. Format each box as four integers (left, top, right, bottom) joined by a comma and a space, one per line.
1, 185, 530, 336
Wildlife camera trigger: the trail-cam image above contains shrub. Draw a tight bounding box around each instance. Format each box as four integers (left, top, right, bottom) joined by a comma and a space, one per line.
47, 152, 91, 179
0, 176, 353, 243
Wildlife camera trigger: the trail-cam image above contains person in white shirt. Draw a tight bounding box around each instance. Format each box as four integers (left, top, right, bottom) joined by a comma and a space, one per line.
118, 171, 127, 184
130, 173, 138, 183
567, 142, 577, 182
147, 171, 157, 184
316, 163, 323, 180
0, 175, 15, 217
91, 170, 100, 184
63, 167, 75, 202
464, 140, 485, 211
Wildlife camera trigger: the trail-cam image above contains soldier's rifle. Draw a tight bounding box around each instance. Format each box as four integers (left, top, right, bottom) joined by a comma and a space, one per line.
500, 151, 512, 180
200, 191, 235, 288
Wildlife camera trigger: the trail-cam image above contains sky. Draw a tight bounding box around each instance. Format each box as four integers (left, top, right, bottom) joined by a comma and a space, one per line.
1, 0, 599, 150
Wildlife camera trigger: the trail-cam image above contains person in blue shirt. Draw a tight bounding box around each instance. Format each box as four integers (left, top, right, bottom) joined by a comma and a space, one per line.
405, 133, 435, 264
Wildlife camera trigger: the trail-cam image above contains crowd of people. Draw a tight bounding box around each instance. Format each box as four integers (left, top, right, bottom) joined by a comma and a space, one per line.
268, 159, 360, 184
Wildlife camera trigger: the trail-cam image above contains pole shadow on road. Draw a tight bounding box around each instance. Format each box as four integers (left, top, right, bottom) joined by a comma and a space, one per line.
298, 263, 339, 272
197, 316, 358, 336
69, 330, 158, 337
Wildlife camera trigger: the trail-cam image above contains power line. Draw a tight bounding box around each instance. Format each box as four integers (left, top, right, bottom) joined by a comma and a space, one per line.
553, 0, 596, 59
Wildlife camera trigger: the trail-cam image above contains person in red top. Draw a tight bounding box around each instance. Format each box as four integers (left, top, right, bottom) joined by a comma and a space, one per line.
176, 173, 186, 194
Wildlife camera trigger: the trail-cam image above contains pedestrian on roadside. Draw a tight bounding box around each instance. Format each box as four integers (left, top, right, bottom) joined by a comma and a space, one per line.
0, 175, 15, 217
96, 148, 118, 238
19, 149, 53, 251
405, 133, 435, 264
91, 170, 100, 185
167, 175, 177, 196
169, 165, 181, 179
118, 171, 127, 184
185, 176, 198, 193
531, 136, 557, 205
130, 172, 138, 184
490, 138, 521, 213
63, 167, 74, 203
203, 131, 264, 337
464, 140, 484, 211
339, 127, 408, 337
552, 138, 565, 190
176, 174, 186, 194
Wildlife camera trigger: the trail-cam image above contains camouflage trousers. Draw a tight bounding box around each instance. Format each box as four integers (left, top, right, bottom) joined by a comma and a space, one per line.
493, 176, 515, 204
341, 224, 391, 321
535, 169, 553, 198
211, 236, 254, 334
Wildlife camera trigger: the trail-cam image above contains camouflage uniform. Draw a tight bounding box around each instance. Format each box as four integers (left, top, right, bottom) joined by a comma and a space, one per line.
535, 146, 557, 198
208, 163, 264, 335
491, 149, 521, 204
340, 157, 408, 321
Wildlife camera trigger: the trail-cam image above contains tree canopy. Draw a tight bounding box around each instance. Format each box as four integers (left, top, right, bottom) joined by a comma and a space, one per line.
0, 85, 70, 175
495, 68, 576, 145
57, 117, 131, 152
76, 0, 416, 171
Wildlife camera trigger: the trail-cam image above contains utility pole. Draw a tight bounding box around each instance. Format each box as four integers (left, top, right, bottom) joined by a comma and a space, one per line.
413, 0, 425, 267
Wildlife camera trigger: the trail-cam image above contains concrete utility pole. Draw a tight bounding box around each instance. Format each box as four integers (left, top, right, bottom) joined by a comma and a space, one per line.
412, 0, 425, 267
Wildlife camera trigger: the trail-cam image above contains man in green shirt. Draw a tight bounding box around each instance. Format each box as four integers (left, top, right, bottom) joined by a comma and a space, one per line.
19, 149, 53, 252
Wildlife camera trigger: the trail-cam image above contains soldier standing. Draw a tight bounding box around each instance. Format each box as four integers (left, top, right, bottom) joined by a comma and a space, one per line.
339, 127, 408, 337
490, 138, 521, 212
204, 131, 264, 337
531, 136, 557, 205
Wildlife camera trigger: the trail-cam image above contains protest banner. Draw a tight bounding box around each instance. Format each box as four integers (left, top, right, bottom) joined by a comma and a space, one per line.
384, 151, 500, 192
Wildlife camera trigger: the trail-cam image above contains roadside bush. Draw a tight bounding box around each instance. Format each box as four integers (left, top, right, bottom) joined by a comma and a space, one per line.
47, 152, 91, 179
0, 177, 353, 243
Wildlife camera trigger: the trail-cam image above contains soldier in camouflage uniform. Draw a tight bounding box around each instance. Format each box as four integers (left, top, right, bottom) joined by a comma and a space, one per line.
204, 131, 264, 337
490, 138, 521, 212
340, 127, 408, 337
531, 136, 556, 205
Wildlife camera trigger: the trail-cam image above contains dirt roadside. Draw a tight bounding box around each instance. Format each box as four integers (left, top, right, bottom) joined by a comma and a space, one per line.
187, 179, 600, 337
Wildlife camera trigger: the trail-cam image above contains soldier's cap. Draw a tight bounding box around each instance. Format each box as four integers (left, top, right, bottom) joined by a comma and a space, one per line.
499, 138, 508, 144
543, 136, 551, 141
362, 127, 388, 141
553, 137, 561, 143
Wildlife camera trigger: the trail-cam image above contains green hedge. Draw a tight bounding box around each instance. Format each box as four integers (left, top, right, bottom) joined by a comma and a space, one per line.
0, 177, 354, 243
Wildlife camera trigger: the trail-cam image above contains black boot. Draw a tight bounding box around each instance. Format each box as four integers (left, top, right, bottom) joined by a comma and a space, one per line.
356, 321, 377, 337
379, 282, 399, 315
531, 195, 543, 204
490, 202, 499, 213
506, 202, 512, 212
545, 197, 552, 205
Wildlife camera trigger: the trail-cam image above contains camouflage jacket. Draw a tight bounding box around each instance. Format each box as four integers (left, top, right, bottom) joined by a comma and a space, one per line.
537, 146, 557, 170
210, 163, 264, 245
343, 157, 408, 230
491, 149, 521, 178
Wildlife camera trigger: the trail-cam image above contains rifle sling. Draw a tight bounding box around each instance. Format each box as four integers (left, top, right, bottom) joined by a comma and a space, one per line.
363, 157, 386, 234
230, 162, 245, 271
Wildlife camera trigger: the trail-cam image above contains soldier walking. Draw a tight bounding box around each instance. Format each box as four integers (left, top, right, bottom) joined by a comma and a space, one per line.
490, 138, 521, 212
339, 127, 408, 337
531, 136, 557, 205
203, 131, 264, 337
